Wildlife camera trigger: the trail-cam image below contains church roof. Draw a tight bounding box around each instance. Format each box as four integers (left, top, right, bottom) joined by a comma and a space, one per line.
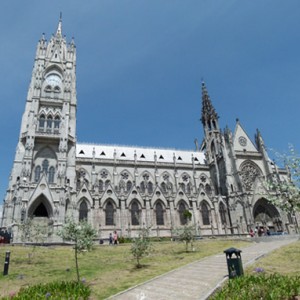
76, 143, 205, 165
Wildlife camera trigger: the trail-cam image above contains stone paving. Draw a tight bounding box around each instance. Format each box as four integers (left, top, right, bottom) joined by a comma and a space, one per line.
109, 236, 299, 300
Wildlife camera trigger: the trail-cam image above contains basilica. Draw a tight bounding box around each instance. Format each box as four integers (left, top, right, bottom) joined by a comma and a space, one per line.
1, 19, 298, 242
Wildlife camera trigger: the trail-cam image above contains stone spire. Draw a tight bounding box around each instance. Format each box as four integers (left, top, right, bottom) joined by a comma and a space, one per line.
56, 12, 63, 38
201, 81, 218, 126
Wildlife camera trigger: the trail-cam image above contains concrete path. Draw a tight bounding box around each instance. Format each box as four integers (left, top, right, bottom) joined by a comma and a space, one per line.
109, 236, 299, 300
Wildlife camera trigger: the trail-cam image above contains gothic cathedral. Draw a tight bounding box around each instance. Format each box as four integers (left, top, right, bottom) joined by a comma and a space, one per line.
1, 19, 297, 242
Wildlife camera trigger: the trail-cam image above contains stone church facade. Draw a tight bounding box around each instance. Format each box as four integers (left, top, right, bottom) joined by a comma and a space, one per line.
1, 19, 298, 242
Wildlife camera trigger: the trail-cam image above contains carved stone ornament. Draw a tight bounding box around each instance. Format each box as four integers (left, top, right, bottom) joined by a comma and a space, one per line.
240, 162, 260, 190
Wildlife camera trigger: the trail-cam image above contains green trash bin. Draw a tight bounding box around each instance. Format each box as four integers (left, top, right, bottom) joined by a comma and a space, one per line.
224, 247, 244, 279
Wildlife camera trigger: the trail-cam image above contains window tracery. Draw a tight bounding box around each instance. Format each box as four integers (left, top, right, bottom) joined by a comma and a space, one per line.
240, 161, 260, 190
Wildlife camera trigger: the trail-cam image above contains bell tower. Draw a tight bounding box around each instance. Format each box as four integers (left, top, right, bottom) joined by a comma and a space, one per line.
2, 17, 77, 232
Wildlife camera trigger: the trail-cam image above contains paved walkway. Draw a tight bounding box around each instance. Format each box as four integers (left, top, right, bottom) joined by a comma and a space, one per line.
109, 236, 299, 300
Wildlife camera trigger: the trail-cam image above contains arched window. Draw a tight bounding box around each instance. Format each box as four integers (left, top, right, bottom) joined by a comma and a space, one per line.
156, 202, 164, 226
34, 166, 41, 182
131, 201, 140, 225
161, 182, 167, 194
47, 116, 53, 131
148, 182, 153, 194
201, 201, 210, 225
48, 166, 55, 183
140, 182, 146, 193
105, 180, 110, 189
219, 202, 227, 225
42, 159, 49, 175
205, 184, 212, 196
39, 115, 45, 131
179, 202, 187, 225
186, 183, 191, 195
126, 181, 132, 192
99, 180, 104, 192
105, 201, 114, 226
54, 116, 60, 130
79, 201, 88, 221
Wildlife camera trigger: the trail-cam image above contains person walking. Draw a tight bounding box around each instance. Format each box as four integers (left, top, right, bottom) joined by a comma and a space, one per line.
113, 230, 118, 245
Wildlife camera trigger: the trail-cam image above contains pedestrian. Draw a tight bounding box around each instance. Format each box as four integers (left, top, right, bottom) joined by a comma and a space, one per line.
249, 228, 254, 237
113, 230, 118, 245
109, 233, 113, 245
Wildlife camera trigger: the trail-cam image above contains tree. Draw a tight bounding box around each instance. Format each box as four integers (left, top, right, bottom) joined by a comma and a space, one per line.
17, 218, 48, 263
268, 146, 300, 214
58, 218, 97, 282
174, 225, 196, 252
130, 227, 152, 268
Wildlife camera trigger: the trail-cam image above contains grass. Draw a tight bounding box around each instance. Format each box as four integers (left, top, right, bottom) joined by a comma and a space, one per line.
0, 239, 250, 299
210, 240, 300, 300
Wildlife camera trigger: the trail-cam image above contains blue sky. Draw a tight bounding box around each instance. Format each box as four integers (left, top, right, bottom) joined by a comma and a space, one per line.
0, 1, 300, 201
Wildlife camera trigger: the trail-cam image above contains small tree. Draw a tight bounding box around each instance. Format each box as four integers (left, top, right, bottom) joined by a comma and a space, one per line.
17, 218, 48, 263
174, 225, 196, 252
268, 146, 300, 213
58, 218, 97, 282
130, 227, 152, 268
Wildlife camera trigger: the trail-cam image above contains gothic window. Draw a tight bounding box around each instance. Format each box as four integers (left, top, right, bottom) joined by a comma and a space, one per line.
240, 161, 260, 190
186, 183, 191, 195
219, 202, 227, 225
47, 115, 53, 131
99, 180, 104, 192
42, 159, 49, 175
39, 114, 45, 130
79, 201, 88, 221
34, 166, 41, 182
48, 166, 55, 183
76, 179, 81, 190
201, 201, 210, 225
126, 181, 132, 192
161, 182, 167, 194
156, 202, 164, 226
205, 184, 212, 196
54, 116, 60, 129
179, 202, 187, 225
148, 182, 153, 194
131, 201, 140, 226
105, 180, 110, 189
180, 183, 186, 193
119, 180, 125, 191
140, 181, 146, 193
105, 201, 114, 226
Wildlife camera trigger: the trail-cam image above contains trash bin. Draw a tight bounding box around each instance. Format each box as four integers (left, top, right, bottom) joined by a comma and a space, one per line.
224, 247, 244, 279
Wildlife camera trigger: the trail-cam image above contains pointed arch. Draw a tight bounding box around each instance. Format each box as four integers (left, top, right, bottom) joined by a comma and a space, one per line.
130, 200, 140, 226
48, 166, 55, 183
155, 201, 164, 226
219, 202, 227, 225
200, 201, 210, 225
28, 194, 53, 218
79, 199, 88, 221
105, 199, 115, 226
34, 166, 41, 182
178, 201, 188, 225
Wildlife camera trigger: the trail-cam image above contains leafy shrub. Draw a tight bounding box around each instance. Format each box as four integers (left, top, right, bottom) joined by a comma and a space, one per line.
118, 236, 132, 244
2, 281, 91, 300
210, 273, 300, 300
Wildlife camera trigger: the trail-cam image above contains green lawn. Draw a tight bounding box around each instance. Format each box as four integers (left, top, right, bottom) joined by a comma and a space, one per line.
0, 239, 250, 299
